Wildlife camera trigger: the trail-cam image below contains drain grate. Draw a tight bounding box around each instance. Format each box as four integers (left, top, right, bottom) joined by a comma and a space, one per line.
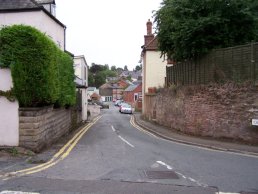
144, 170, 179, 179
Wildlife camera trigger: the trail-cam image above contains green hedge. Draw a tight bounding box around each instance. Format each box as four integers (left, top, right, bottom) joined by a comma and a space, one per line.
0, 25, 76, 107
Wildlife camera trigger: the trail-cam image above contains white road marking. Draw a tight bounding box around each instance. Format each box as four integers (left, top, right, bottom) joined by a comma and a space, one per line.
156, 161, 173, 170
216, 193, 240, 194
176, 171, 208, 187
154, 160, 207, 187
111, 126, 135, 148
118, 135, 135, 148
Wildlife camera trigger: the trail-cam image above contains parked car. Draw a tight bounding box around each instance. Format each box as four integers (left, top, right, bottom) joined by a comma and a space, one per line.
119, 102, 127, 112
115, 99, 123, 106
120, 103, 133, 114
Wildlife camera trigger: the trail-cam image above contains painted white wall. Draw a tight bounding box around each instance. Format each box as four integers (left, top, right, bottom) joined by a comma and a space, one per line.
144, 51, 166, 92
74, 56, 88, 86
73, 56, 88, 121
0, 11, 65, 50
0, 69, 19, 146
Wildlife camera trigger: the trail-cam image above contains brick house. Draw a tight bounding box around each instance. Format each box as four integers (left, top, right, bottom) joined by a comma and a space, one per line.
123, 83, 142, 107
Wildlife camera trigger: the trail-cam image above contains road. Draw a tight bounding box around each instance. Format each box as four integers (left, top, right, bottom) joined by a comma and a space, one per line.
0, 104, 258, 193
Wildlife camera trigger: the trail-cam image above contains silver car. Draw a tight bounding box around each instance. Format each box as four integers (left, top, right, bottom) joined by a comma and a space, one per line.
120, 103, 133, 114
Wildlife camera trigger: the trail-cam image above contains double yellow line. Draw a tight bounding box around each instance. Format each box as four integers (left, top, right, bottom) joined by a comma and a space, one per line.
130, 116, 158, 139
0, 116, 102, 180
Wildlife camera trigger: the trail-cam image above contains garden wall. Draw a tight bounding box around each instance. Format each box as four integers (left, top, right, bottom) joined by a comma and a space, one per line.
143, 83, 258, 144
19, 106, 81, 152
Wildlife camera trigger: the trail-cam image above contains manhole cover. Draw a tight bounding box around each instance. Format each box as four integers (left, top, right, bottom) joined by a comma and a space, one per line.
144, 170, 179, 179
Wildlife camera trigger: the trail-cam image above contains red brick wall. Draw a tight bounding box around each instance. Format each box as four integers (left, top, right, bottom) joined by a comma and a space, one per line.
144, 83, 258, 144
124, 84, 142, 105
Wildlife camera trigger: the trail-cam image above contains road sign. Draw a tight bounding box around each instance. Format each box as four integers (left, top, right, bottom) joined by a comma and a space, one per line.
252, 119, 258, 126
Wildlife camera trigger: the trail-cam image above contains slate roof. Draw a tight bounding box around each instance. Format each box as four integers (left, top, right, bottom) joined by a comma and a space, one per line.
88, 87, 96, 91
124, 84, 139, 92
35, 0, 55, 4
0, 0, 39, 10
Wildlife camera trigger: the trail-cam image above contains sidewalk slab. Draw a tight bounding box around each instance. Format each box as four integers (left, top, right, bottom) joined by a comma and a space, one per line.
133, 113, 258, 156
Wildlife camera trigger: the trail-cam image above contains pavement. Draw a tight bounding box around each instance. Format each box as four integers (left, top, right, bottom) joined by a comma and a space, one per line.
133, 112, 258, 156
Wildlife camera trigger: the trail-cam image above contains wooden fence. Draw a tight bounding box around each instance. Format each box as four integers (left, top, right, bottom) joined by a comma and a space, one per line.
166, 42, 258, 86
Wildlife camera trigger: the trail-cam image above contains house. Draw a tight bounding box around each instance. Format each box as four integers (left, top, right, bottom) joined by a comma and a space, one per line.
74, 55, 88, 121
99, 83, 113, 102
119, 70, 142, 82
140, 19, 167, 114
111, 83, 124, 101
0, 0, 66, 50
87, 87, 99, 100
123, 83, 142, 108
111, 79, 130, 100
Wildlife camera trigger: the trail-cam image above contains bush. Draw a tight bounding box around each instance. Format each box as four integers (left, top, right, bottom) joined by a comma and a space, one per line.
0, 25, 75, 107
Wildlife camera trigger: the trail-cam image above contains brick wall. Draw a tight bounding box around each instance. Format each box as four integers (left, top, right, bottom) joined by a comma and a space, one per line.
144, 83, 258, 144
19, 106, 81, 152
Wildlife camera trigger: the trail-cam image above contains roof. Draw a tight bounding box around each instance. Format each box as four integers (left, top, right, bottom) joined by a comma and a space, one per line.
35, 0, 55, 4
88, 87, 96, 91
0, 0, 65, 28
145, 36, 158, 51
91, 92, 100, 99
0, 0, 39, 9
99, 83, 112, 89
124, 84, 139, 92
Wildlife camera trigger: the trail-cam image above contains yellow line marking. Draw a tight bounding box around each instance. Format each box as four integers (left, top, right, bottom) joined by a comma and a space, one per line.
130, 116, 158, 139
131, 116, 258, 159
1, 116, 102, 180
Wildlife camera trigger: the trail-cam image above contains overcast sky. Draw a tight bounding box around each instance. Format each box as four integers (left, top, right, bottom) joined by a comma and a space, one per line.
55, 0, 162, 70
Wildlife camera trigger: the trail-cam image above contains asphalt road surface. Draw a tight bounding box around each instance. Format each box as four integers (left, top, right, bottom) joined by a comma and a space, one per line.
0, 104, 258, 194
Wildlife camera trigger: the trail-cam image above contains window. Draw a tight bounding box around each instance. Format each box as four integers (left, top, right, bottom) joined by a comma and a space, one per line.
134, 93, 139, 101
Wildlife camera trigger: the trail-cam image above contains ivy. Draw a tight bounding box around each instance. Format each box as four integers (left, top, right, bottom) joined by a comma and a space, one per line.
0, 89, 15, 102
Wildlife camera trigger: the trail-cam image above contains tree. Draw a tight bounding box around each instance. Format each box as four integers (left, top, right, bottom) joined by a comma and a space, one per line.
124, 65, 128, 71
94, 71, 106, 88
111, 65, 117, 71
154, 0, 258, 61
88, 63, 117, 87
135, 65, 142, 71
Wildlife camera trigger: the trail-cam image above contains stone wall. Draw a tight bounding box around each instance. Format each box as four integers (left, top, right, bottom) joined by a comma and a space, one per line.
19, 106, 80, 152
87, 104, 100, 121
144, 83, 258, 144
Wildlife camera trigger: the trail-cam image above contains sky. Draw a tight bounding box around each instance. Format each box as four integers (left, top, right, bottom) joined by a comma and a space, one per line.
55, 0, 163, 71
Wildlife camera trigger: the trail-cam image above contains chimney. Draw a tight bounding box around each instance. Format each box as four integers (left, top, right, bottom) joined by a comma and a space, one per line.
146, 19, 152, 35
144, 19, 154, 46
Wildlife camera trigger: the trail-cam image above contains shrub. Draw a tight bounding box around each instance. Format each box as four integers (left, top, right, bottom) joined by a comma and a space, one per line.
0, 25, 75, 107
